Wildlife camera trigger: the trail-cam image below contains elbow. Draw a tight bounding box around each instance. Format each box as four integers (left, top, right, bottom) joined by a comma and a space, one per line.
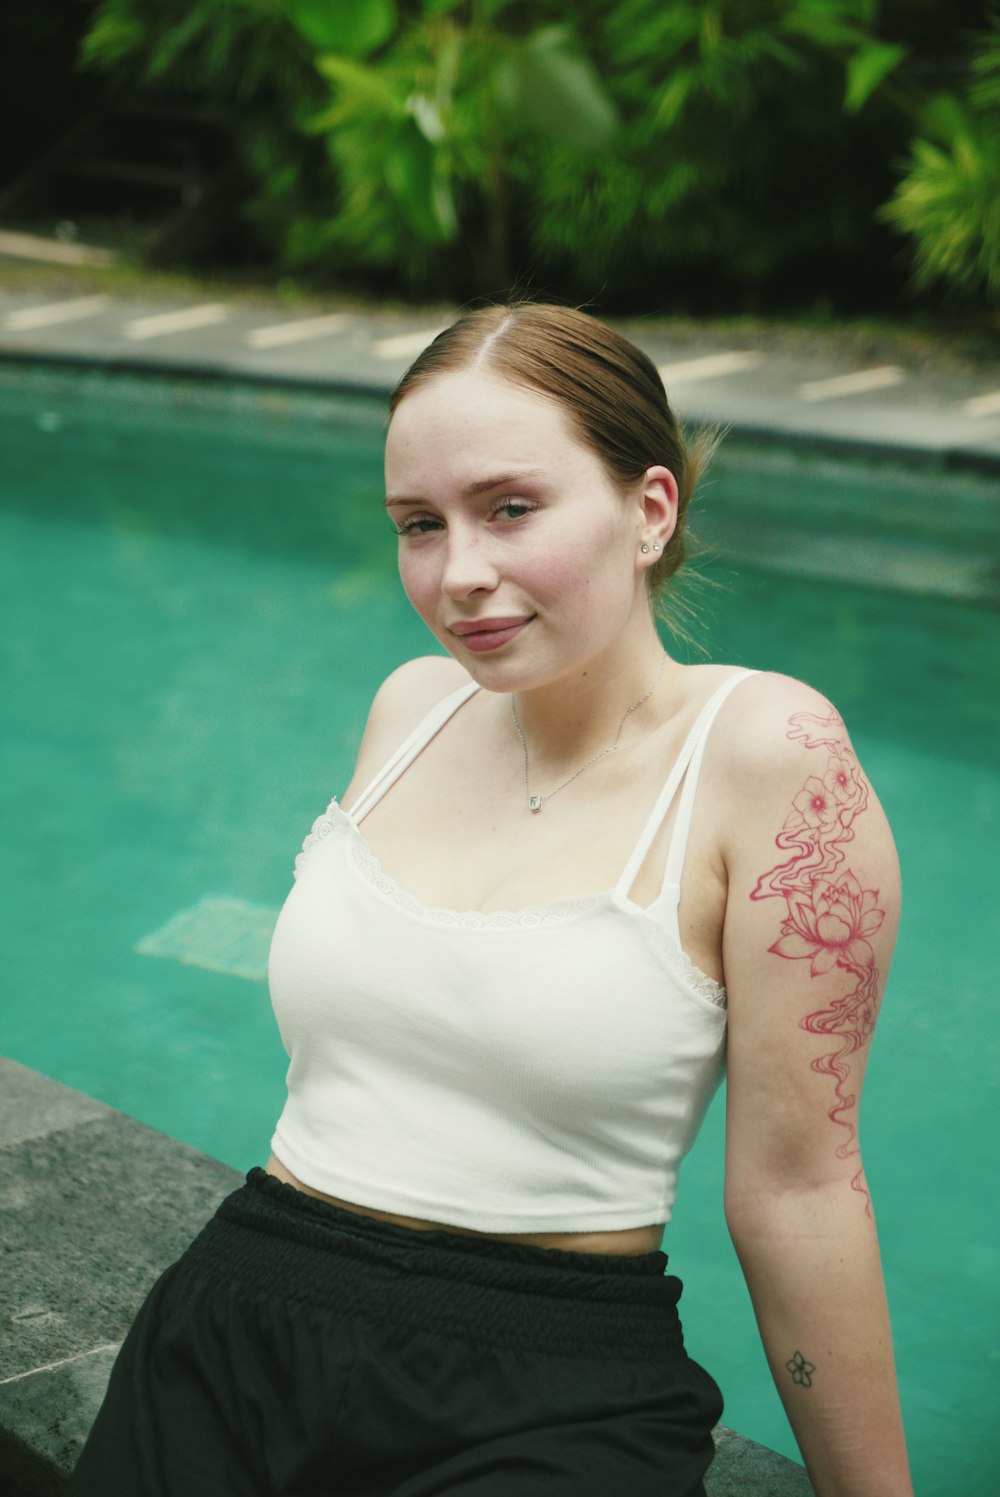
724, 1178, 773, 1251
724, 1164, 869, 1252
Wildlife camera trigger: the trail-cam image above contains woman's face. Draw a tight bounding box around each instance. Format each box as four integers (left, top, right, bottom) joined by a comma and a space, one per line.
384, 368, 656, 692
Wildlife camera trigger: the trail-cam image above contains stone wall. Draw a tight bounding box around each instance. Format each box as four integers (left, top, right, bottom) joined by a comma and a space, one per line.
0, 1058, 812, 1494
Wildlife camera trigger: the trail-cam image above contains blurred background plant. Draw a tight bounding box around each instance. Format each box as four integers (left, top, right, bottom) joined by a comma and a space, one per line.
2, 0, 996, 313
880, 11, 1000, 302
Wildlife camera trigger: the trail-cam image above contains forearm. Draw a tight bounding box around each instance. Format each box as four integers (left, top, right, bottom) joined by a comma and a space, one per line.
727, 1180, 913, 1497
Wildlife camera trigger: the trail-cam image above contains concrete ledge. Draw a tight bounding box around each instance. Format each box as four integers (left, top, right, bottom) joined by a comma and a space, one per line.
708, 1427, 813, 1495
2, 340, 998, 478
0, 1059, 812, 1493
0, 1059, 241, 1491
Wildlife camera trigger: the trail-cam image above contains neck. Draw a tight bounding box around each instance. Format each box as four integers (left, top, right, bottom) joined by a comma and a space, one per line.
510, 621, 677, 772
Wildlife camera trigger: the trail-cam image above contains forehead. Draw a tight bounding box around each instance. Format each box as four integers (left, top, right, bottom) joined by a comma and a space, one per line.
385, 370, 589, 483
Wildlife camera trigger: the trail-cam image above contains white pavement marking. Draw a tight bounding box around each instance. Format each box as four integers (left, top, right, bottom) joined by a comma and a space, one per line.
656, 351, 762, 383
799, 366, 905, 401
4, 295, 111, 330
246, 312, 353, 348
961, 390, 1000, 418
124, 304, 230, 340
0, 1343, 121, 1387
0, 229, 118, 267
372, 328, 446, 360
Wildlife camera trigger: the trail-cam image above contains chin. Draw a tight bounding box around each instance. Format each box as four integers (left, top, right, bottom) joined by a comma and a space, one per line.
450, 652, 532, 690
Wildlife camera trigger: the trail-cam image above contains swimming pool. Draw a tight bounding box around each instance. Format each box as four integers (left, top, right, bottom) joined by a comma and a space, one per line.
3, 363, 998, 1494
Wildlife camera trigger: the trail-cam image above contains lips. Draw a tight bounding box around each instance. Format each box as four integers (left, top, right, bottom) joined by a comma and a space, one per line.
448, 616, 533, 652
449, 616, 530, 636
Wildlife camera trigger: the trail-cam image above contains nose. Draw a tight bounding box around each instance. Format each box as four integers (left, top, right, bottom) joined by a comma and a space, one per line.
440, 524, 500, 599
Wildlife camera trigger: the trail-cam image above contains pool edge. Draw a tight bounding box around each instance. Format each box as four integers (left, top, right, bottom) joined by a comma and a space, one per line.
2, 344, 998, 478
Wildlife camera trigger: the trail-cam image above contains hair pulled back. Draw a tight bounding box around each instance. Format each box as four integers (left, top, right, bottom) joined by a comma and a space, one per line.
389, 302, 716, 610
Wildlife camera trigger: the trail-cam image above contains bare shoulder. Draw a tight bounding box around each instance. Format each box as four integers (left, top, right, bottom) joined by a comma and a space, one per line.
713, 669, 852, 784
709, 668, 899, 886
371, 655, 471, 722
343, 655, 472, 799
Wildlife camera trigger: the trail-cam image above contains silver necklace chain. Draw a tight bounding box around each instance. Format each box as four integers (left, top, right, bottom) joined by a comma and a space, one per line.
511, 654, 667, 814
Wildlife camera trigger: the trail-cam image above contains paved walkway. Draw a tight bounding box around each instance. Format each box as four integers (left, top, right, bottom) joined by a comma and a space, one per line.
1, 271, 999, 469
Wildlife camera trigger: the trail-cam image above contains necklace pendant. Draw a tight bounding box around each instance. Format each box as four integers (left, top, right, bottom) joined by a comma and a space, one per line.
528, 795, 543, 813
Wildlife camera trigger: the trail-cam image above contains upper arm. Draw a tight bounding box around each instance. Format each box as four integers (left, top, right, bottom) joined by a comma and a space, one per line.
340, 654, 471, 805
719, 674, 901, 1219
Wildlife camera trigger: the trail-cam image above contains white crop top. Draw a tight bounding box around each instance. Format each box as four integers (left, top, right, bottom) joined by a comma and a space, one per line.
268, 669, 755, 1232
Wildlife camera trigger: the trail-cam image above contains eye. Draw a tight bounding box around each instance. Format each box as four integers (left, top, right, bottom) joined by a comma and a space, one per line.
393, 514, 443, 537
491, 499, 536, 522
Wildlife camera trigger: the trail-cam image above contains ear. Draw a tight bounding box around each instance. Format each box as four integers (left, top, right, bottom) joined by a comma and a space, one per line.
639, 465, 679, 550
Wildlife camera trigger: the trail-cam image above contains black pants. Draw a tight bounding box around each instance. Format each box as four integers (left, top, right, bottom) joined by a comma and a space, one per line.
69, 1169, 723, 1496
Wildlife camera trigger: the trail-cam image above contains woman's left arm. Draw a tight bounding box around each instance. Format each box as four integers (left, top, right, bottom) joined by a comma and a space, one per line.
720, 676, 913, 1497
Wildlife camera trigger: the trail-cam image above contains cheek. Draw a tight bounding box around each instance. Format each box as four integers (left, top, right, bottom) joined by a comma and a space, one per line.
397, 546, 460, 635
516, 552, 578, 601
397, 549, 434, 615
529, 526, 631, 609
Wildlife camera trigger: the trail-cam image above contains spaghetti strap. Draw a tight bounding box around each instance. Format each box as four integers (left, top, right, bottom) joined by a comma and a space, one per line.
615, 671, 756, 910
347, 680, 480, 823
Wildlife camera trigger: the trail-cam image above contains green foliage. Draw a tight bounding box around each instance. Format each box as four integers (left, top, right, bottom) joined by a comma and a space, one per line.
77, 0, 1000, 306
844, 40, 908, 112
881, 18, 1000, 299
81, 0, 305, 98
297, 4, 621, 289
527, 0, 910, 293
286, 0, 397, 55
80, 0, 337, 260
500, 26, 620, 151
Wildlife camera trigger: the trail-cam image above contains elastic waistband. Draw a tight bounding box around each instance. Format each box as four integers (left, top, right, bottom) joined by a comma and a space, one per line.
182, 1169, 684, 1358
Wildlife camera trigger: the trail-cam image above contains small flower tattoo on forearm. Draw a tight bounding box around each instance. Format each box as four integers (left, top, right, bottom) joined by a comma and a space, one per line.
786, 1350, 816, 1388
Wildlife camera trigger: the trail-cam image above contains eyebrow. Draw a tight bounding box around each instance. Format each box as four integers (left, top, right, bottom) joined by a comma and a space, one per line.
383, 470, 545, 508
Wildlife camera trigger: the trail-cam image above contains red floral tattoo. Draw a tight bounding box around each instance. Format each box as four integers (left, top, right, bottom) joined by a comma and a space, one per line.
750, 710, 885, 1210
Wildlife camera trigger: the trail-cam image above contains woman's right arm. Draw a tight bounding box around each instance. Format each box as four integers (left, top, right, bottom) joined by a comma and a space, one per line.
717, 673, 912, 1497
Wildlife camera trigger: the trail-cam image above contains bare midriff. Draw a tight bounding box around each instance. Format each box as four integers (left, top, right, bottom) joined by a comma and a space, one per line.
264, 1155, 664, 1257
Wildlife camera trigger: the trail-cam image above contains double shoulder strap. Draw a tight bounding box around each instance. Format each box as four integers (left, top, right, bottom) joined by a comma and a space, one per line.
615, 669, 755, 903
346, 680, 480, 823
348, 670, 756, 931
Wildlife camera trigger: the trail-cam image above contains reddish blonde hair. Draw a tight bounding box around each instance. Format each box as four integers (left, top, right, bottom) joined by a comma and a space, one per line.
389, 302, 717, 610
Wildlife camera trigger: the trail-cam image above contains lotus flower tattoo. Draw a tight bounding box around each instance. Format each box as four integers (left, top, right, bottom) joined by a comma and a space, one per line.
750, 711, 886, 1212
772, 872, 885, 978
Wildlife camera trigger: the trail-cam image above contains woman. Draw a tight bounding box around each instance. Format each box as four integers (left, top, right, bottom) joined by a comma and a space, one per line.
71, 303, 913, 1496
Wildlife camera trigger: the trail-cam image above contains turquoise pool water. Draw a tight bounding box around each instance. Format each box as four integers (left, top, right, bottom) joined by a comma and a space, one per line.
3, 364, 998, 1494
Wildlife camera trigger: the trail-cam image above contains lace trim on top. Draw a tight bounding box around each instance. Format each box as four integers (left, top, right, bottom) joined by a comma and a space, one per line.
297, 800, 605, 925
294, 796, 344, 877
638, 923, 727, 1009
294, 798, 727, 1008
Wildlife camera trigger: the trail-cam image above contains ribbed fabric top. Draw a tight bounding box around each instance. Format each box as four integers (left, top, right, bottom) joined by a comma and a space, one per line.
268, 670, 755, 1232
